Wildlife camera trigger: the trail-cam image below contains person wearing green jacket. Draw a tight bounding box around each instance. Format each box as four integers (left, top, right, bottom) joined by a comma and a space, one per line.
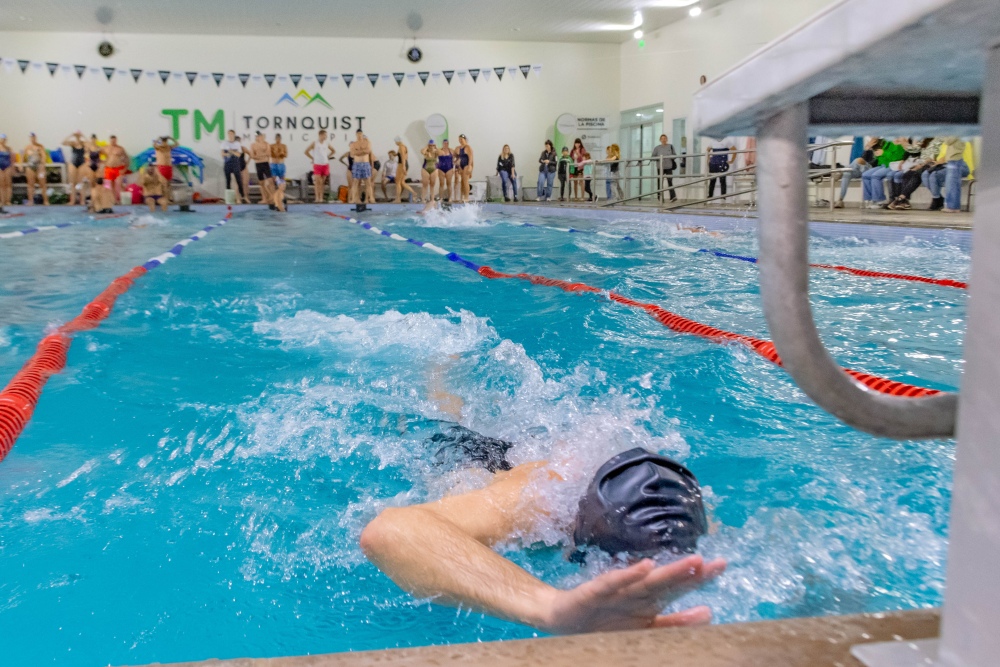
861, 137, 909, 206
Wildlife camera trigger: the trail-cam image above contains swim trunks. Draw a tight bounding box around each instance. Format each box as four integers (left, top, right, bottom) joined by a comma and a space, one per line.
104, 166, 124, 181
95, 208, 113, 214
352, 161, 372, 179
428, 423, 513, 474
147, 194, 162, 202
313, 164, 330, 177
271, 163, 286, 178
158, 165, 173, 181
255, 162, 272, 180
0, 152, 10, 171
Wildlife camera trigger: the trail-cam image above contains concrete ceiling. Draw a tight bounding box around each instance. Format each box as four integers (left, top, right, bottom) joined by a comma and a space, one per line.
0, 0, 731, 43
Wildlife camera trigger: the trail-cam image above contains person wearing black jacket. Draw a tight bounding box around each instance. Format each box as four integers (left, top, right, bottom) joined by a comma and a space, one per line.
557, 146, 571, 201
496, 145, 518, 202
536, 140, 557, 201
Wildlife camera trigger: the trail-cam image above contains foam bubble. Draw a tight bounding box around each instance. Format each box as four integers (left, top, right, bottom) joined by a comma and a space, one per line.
413, 203, 489, 228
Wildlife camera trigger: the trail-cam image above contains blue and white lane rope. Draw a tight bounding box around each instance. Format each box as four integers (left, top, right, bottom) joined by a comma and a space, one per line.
0, 221, 82, 239
141, 215, 231, 270
519, 221, 635, 241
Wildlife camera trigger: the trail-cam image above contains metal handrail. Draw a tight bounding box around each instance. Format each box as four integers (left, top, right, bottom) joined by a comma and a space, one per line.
756, 103, 956, 439
603, 164, 759, 207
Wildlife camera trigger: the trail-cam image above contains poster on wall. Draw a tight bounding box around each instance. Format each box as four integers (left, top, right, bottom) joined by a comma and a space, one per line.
424, 114, 448, 144
553, 114, 611, 154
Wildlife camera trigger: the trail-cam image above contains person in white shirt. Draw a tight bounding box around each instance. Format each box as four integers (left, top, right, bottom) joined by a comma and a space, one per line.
305, 129, 336, 203
380, 150, 399, 202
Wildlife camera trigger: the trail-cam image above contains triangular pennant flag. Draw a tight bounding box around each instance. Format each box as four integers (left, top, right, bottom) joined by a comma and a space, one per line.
393, 72, 404, 86
103, 67, 114, 81
482, 68, 492, 82
277, 75, 288, 83
532, 64, 543, 77
315, 73, 327, 87
367, 73, 378, 87
431, 72, 442, 82
443, 70, 454, 84
342, 73, 354, 88
18, 59, 29, 73
239, 73, 250, 87
46, 62, 59, 76
507, 66, 518, 78
406, 73, 417, 83
519, 65, 530, 79
494, 67, 504, 81
159, 70, 170, 84
74, 64, 87, 78
173, 72, 184, 81
457, 70, 467, 83
199, 73, 211, 81
212, 72, 224, 86
264, 73, 276, 87
290, 74, 301, 87
469, 68, 480, 82
418, 71, 429, 85
146, 71, 157, 80
186, 71, 197, 85
131, 68, 142, 82
381, 73, 391, 84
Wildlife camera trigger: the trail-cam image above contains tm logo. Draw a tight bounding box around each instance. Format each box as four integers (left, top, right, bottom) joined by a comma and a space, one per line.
276, 89, 332, 108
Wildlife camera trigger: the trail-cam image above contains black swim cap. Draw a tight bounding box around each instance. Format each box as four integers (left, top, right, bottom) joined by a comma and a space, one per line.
573, 448, 708, 557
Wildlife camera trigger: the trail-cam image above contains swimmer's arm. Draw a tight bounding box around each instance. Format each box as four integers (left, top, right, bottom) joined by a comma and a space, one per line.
361, 463, 725, 634
426, 357, 464, 422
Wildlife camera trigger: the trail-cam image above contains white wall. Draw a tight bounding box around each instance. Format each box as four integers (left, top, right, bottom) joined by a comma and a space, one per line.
0, 31, 620, 195
620, 0, 835, 132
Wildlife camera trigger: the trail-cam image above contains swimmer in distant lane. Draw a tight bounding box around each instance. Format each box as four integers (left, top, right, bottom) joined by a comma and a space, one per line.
360, 366, 726, 635
676, 223, 723, 238
89, 177, 116, 214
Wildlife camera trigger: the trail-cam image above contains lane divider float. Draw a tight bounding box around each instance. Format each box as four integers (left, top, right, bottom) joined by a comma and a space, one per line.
0, 208, 233, 462
0, 212, 129, 240
514, 221, 967, 290
325, 210, 942, 399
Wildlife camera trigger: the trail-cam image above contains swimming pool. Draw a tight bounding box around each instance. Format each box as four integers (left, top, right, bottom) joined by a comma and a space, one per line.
0, 204, 966, 665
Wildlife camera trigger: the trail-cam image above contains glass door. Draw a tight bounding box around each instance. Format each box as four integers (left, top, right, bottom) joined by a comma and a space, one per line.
619, 105, 665, 200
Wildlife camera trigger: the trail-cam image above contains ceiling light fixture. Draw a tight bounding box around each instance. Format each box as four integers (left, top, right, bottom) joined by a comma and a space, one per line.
689, 6, 703, 17
634, 29, 644, 39
596, 9, 644, 31
647, 0, 698, 6
656, 108, 664, 113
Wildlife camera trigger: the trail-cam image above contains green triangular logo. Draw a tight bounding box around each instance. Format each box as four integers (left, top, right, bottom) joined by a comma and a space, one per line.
306, 92, 332, 108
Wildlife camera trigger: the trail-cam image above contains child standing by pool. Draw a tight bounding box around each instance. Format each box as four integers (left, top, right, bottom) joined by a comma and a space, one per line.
582, 152, 595, 202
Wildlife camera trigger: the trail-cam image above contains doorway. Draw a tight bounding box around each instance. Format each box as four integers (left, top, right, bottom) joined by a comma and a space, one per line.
619, 105, 664, 199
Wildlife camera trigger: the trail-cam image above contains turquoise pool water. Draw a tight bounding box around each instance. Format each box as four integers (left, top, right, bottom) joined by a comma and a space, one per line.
0, 205, 966, 665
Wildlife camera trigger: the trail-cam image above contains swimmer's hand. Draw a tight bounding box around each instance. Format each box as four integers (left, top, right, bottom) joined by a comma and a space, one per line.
541, 555, 726, 634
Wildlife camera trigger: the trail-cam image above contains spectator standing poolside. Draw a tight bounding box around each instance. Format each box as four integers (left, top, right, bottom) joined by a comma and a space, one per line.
606, 144, 624, 201
220, 130, 246, 202
250, 132, 274, 206
62, 132, 87, 205
153, 135, 177, 205
706, 137, 735, 200
349, 130, 375, 204
306, 129, 335, 203
394, 137, 417, 204
269, 133, 288, 187
420, 140, 438, 203
435, 139, 455, 202
456, 134, 474, 203
496, 144, 517, 202
537, 140, 556, 202
651, 135, 677, 202
0, 134, 13, 209
569, 138, 586, 201
21, 133, 49, 206
103, 135, 129, 203
557, 147, 570, 201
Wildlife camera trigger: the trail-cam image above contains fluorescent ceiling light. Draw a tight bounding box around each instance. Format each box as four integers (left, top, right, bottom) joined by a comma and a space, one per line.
689, 6, 703, 16
656, 108, 664, 112
647, 0, 698, 6
597, 9, 643, 30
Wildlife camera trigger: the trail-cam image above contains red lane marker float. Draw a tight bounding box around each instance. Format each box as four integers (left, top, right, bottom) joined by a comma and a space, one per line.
0, 208, 233, 463
477, 266, 941, 399
809, 263, 967, 290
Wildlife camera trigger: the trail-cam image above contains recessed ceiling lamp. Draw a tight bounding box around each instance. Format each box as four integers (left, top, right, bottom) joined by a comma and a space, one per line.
689, 6, 703, 17
634, 29, 644, 39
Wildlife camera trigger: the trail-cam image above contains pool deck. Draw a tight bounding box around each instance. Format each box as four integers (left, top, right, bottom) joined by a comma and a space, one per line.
141, 609, 939, 667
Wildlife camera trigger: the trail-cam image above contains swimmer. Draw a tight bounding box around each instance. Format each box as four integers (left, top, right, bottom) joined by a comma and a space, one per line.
0, 134, 13, 210
380, 150, 398, 201
393, 137, 417, 204
249, 132, 274, 206
88, 177, 116, 214
418, 198, 439, 215
306, 129, 335, 203
221, 129, 247, 203
62, 132, 87, 205
21, 133, 49, 206
456, 134, 474, 204
80, 134, 103, 202
435, 139, 455, 202
153, 135, 177, 204
269, 133, 288, 187
419, 139, 438, 203
103, 135, 129, 202
349, 129, 375, 205
138, 164, 169, 212
361, 372, 726, 635
676, 223, 723, 238
273, 175, 287, 212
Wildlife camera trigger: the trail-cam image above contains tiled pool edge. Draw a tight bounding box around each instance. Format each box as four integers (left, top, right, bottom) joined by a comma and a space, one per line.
138, 608, 939, 667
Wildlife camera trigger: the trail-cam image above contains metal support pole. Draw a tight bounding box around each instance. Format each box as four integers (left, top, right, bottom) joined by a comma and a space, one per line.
756, 103, 957, 439
936, 43, 1000, 667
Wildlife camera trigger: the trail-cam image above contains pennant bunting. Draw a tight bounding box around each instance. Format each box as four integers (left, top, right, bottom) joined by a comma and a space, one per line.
239, 73, 250, 87
443, 70, 454, 84
380, 73, 391, 84
457, 70, 467, 83
507, 66, 518, 78
46, 62, 58, 76
519, 64, 530, 79
264, 73, 276, 87
290, 74, 301, 87
212, 72, 224, 86
494, 67, 504, 81
367, 73, 378, 87
186, 71, 197, 85
342, 73, 354, 88
469, 68, 480, 82
18, 59, 29, 73
315, 73, 327, 87
131, 68, 142, 82
393, 72, 404, 86
431, 72, 442, 82
532, 63, 542, 77
172, 72, 184, 81
418, 71, 429, 85
103, 67, 114, 81
482, 68, 492, 82
159, 70, 171, 84
406, 73, 417, 83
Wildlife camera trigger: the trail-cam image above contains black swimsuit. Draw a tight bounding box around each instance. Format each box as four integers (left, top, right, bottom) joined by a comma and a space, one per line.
88, 150, 101, 172
71, 146, 86, 168
429, 423, 513, 474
